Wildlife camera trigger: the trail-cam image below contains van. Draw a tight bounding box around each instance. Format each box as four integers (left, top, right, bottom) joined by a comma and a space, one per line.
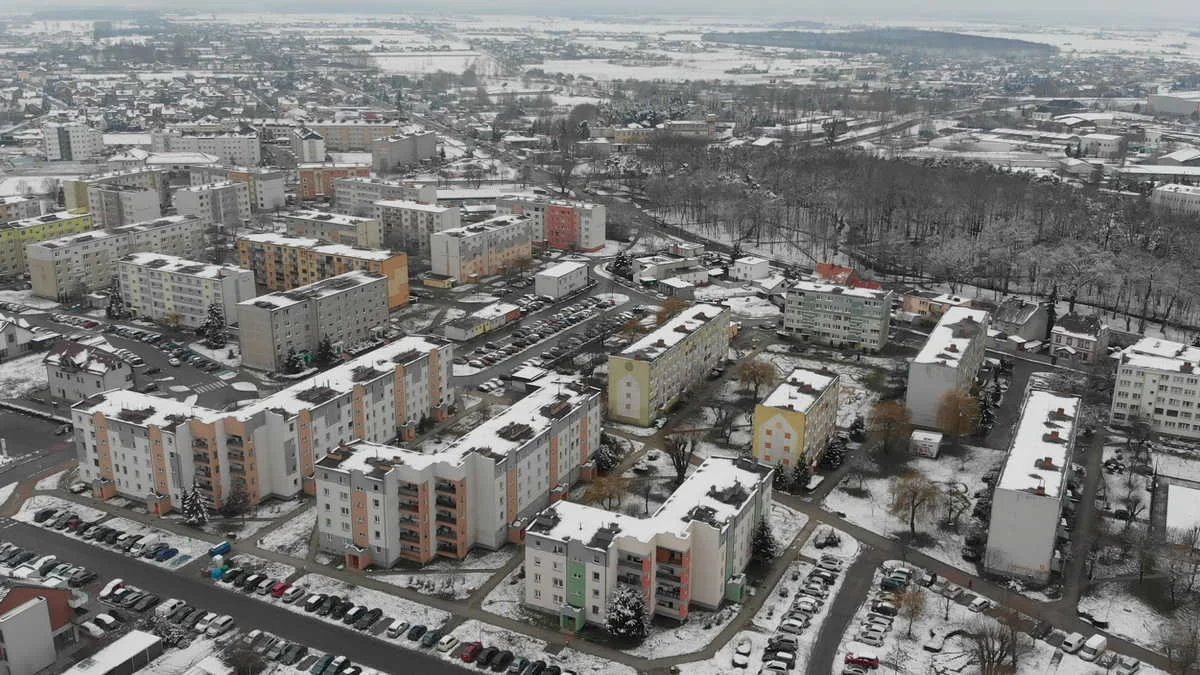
1079, 634, 1108, 661
80, 621, 105, 639
1061, 632, 1085, 654
130, 537, 158, 557
156, 598, 185, 618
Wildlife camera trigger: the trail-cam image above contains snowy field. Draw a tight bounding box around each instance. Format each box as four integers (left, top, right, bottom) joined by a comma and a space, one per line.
256, 508, 316, 559
188, 341, 241, 368
623, 603, 741, 658
443, 620, 637, 675
34, 469, 69, 491
272, 573, 449, 632
0, 352, 46, 399
605, 422, 661, 438
0, 482, 17, 507
1077, 581, 1171, 653
423, 546, 515, 572
14, 495, 107, 523
0, 289, 58, 309
480, 566, 528, 622
371, 571, 492, 600
771, 502, 809, 548
672, 629, 770, 675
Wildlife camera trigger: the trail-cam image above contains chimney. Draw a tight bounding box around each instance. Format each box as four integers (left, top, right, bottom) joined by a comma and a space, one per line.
656, 339, 666, 347
1034, 485, 1045, 496
1050, 430, 1059, 440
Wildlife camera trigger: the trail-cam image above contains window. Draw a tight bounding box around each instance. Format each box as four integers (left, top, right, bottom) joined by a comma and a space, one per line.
592, 571, 600, 581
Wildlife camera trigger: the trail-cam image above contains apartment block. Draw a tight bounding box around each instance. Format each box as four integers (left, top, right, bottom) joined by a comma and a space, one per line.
524, 456, 772, 630
333, 176, 436, 218
751, 367, 840, 470
26, 215, 205, 302
1111, 337, 1200, 440
63, 169, 170, 212
496, 196, 606, 251
44, 336, 133, 404
43, 121, 103, 161
985, 388, 1079, 583
429, 214, 532, 282
377, 200, 461, 257
117, 252, 255, 329
298, 163, 371, 201
1050, 313, 1110, 363
291, 127, 327, 163
901, 290, 974, 320
0, 196, 42, 224
85, 184, 161, 228
905, 307, 991, 428
70, 335, 453, 513
189, 166, 287, 212
237, 270, 389, 372
304, 120, 401, 151
282, 211, 382, 249
783, 280, 892, 351
1151, 183, 1200, 215
608, 303, 731, 426
173, 180, 251, 229
236, 232, 409, 309
371, 131, 437, 173
0, 210, 93, 279
314, 373, 600, 568
150, 129, 261, 166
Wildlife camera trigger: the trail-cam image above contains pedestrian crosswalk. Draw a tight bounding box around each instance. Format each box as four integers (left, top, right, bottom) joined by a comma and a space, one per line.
194, 381, 228, 394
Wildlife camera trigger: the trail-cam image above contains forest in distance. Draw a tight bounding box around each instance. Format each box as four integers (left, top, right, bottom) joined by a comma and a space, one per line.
702, 28, 1058, 58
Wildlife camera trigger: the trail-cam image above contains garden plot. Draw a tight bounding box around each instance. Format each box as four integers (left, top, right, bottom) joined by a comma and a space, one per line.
371, 571, 492, 600
671, 629, 770, 675
443, 620, 637, 675
0, 352, 46, 399
823, 445, 1006, 573
256, 508, 316, 559
622, 604, 741, 659
14, 495, 107, 524
226, 553, 296, 582
100, 516, 213, 568
1078, 581, 1173, 653
278, 573, 449, 631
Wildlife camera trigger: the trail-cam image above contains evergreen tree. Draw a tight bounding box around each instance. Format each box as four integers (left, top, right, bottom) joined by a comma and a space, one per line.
848, 414, 866, 442
284, 348, 305, 374
203, 303, 227, 349
605, 586, 648, 641
593, 443, 620, 474
181, 485, 212, 525
1045, 287, 1058, 342
105, 279, 125, 319
315, 336, 336, 367
772, 462, 788, 491
751, 516, 778, 565
790, 462, 812, 492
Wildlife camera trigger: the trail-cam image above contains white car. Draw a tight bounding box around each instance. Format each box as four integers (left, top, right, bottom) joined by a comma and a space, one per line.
193, 611, 218, 633
968, 596, 993, 613
778, 619, 807, 635
436, 634, 459, 652
857, 631, 886, 647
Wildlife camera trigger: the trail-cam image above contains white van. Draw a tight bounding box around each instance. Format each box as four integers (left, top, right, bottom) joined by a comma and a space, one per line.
1061, 632, 1085, 654
155, 598, 185, 619
1079, 634, 1108, 661
129, 537, 158, 557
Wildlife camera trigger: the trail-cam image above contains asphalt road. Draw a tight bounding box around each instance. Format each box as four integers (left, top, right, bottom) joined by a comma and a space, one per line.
0, 411, 74, 482
808, 547, 883, 674
0, 519, 470, 674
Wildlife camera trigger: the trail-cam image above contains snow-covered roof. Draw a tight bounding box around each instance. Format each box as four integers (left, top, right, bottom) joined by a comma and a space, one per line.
145, 152, 221, 165
44, 336, 126, 375
1166, 483, 1200, 532
375, 199, 452, 213
436, 214, 528, 238
913, 307, 990, 368
1115, 164, 1200, 177
1160, 148, 1200, 164
0, 210, 88, 232
497, 194, 600, 211
761, 367, 838, 414
118, 252, 241, 280
996, 389, 1079, 499
238, 270, 385, 310
792, 279, 888, 300
238, 231, 395, 260
619, 303, 727, 361
736, 256, 769, 265
1118, 336, 1200, 373
285, 210, 377, 225
471, 302, 520, 321
176, 180, 241, 193
536, 261, 586, 279
1154, 183, 1200, 196
239, 231, 321, 249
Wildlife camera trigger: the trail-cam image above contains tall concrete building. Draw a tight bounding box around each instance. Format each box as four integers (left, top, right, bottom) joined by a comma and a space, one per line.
783, 280, 892, 352
0, 196, 43, 224
333, 176, 436, 218
1111, 337, 1200, 440
496, 196, 607, 251
905, 307, 991, 428
0, 210, 93, 280
751, 367, 840, 471
235, 232, 409, 308
117, 252, 255, 329
304, 120, 401, 151
298, 163, 371, 201
150, 129, 261, 166
43, 121, 103, 161
291, 127, 327, 163
63, 169, 170, 212
173, 180, 252, 229
377, 200, 461, 257
189, 166, 286, 213
85, 184, 161, 228
371, 131, 437, 173
281, 211, 382, 248
429, 214, 532, 282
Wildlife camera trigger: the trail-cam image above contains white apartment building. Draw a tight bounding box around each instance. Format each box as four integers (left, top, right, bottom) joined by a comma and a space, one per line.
27, 215, 206, 302
150, 129, 261, 166
64, 168, 170, 212
1111, 337, 1200, 440
608, 304, 731, 426
85, 185, 161, 228
730, 256, 770, 281
304, 120, 401, 151
237, 270, 389, 372
282, 211, 383, 249
117, 252, 255, 329
173, 180, 251, 229
985, 387, 1080, 583
44, 336, 133, 404
751, 367, 840, 470
291, 128, 327, 164
189, 166, 286, 213
906, 307, 991, 428
43, 122, 103, 161
71, 335, 453, 514
430, 214, 532, 282
377, 200, 461, 258
784, 280, 893, 352
534, 261, 589, 299
372, 131, 438, 173
314, 373, 601, 568
1150, 183, 1200, 216
1078, 133, 1124, 158
332, 177, 436, 218
0, 595, 59, 675
523, 456, 773, 630
496, 196, 606, 251
0, 196, 43, 224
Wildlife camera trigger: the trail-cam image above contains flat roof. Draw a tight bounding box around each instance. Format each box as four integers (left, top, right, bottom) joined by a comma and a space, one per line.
0, 210, 89, 231
239, 232, 394, 260
471, 302, 521, 320
536, 261, 587, 278
63, 630, 161, 674
237, 270, 385, 310
437, 214, 528, 237
913, 307, 990, 367
619, 303, 726, 361
27, 216, 200, 248
284, 210, 377, 224
1155, 183, 1200, 196
119, 252, 241, 279
996, 389, 1079, 498
375, 199, 452, 213
761, 367, 838, 413
792, 279, 889, 300
1118, 336, 1200, 373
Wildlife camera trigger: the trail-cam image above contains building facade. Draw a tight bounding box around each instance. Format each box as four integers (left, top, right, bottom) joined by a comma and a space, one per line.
783, 281, 892, 351
0, 196, 42, 224
1151, 183, 1200, 215
189, 166, 287, 213
905, 307, 991, 428
1111, 337, 1200, 440
43, 122, 103, 161
85, 185, 161, 229
117, 252, 256, 329
237, 270, 389, 371
282, 211, 382, 249
0, 587, 78, 675
751, 367, 840, 470
533, 261, 589, 300
985, 388, 1079, 584
332, 177, 436, 218
71, 335, 453, 514
1050, 313, 1110, 363
608, 304, 731, 426
429, 214, 532, 282
990, 296, 1048, 342
291, 127, 327, 163
376, 200, 461, 257
314, 373, 600, 568
371, 131, 437, 173
0, 210, 93, 279
496, 196, 606, 251
304, 120, 401, 151
0, 312, 38, 362
27, 215, 205, 302
523, 456, 772, 630
298, 163, 371, 201
150, 129, 261, 166
173, 180, 252, 229
235, 232, 409, 309
44, 336, 133, 404
63, 168, 170, 212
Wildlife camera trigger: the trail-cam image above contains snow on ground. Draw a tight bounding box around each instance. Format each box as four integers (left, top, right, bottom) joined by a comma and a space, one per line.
14, 494, 107, 523
695, 283, 765, 302
761, 352, 884, 428
823, 445, 1005, 573
0, 482, 17, 507
605, 421, 660, 437
200, 515, 281, 540
370, 571, 492, 600
480, 567, 528, 622
672, 629, 769, 675
594, 292, 631, 306
799, 525, 860, 561
771, 501, 809, 548
100, 516, 213, 568
188, 341, 241, 368
719, 295, 781, 319
230, 381, 258, 392
440, 308, 467, 324
1077, 581, 1170, 652
34, 469, 68, 491
280, 573, 449, 630
0, 289, 58, 309
453, 363, 483, 376
423, 546, 515, 571
256, 508, 316, 558
226, 553, 296, 582
457, 294, 499, 304
0, 352, 46, 398
443, 620, 637, 675
623, 604, 741, 658
144, 637, 226, 673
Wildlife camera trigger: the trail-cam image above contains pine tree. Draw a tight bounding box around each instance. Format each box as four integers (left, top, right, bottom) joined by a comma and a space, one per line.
203, 303, 227, 349
105, 279, 125, 319
772, 462, 788, 491
751, 516, 778, 565
605, 586, 648, 641
315, 336, 336, 368
181, 485, 211, 525
284, 347, 305, 374
848, 414, 866, 442
790, 462, 812, 492
593, 443, 619, 474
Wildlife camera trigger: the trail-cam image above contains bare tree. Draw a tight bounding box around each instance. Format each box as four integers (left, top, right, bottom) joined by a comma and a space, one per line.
663, 434, 696, 487
897, 586, 927, 638
583, 474, 629, 510
967, 615, 1032, 675
889, 473, 940, 537
937, 388, 981, 449
1164, 613, 1200, 675
869, 400, 912, 455
706, 405, 738, 445
738, 359, 777, 398
551, 154, 577, 195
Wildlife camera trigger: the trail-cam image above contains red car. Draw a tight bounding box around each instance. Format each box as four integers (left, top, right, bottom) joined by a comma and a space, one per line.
460, 641, 483, 663
270, 582, 291, 598
845, 652, 880, 669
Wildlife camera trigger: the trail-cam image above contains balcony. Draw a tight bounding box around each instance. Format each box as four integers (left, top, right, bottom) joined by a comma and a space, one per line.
397, 518, 420, 529
435, 495, 456, 509
229, 464, 245, 476
655, 586, 681, 600
226, 436, 243, 449
435, 512, 457, 524
192, 453, 209, 464
656, 569, 681, 584
227, 449, 245, 462
436, 527, 456, 541
398, 501, 420, 514
397, 484, 419, 498
436, 542, 457, 555
192, 439, 208, 449
618, 557, 644, 571
398, 530, 420, 543
616, 573, 641, 586
435, 481, 456, 495
195, 467, 211, 479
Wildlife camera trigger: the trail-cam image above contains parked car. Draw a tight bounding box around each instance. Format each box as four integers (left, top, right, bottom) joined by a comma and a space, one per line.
845, 651, 881, 668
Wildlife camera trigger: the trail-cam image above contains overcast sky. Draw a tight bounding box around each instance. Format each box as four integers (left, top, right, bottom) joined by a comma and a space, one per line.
9, 0, 1200, 24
